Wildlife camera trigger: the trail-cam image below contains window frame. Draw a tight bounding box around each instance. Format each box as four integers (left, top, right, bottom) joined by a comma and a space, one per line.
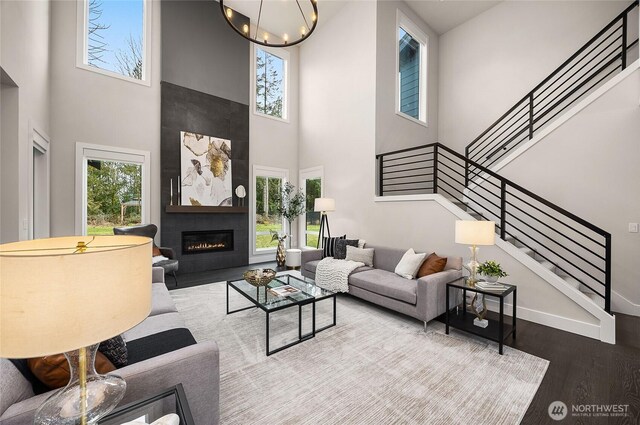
75, 0, 153, 86
299, 166, 324, 250
395, 10, 428, 126
251, 165, 289, 256
251, 44, 290, 123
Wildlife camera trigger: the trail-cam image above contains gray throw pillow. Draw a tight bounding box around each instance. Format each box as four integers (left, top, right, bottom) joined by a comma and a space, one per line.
334, 239, 359, 260
346, 246, 375, 267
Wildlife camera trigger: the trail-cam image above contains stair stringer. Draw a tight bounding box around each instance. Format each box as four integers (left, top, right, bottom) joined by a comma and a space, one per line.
465, 60, 640, 193
436, 194, 616, 344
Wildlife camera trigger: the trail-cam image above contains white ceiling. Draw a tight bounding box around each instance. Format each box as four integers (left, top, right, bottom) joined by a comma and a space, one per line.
404, 0, 501, 35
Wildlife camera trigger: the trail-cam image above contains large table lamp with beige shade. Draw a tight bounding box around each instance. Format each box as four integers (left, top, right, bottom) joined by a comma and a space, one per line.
455, 220, 496, 286
0, 235, 153, 425
314, 198, 335, 249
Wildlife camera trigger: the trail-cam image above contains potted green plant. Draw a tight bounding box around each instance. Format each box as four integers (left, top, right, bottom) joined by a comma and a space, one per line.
477, 260, 508, 283
273, 182, 306, 248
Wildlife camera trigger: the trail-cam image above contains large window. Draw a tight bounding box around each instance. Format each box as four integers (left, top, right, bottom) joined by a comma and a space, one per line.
299, 167, 323, 249
396, 11, 427, 125
254, 46, 288, 121
77, 0, 151, 84
252, 166, 288, 253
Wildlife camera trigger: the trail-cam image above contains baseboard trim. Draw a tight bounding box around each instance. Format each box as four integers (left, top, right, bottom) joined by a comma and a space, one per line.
612, 290, 640, 316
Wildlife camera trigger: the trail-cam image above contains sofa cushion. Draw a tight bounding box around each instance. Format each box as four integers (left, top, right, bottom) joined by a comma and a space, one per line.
304, 259, 321, 274
417, 253, 448, 278
394, 249, 427, 279
349, 269, 417, 304
98, 335, 128, 368
322, 235, 346, 258
345, 246, 374, 266
27, 352, 115, 390
127, 328, 197, 366
150, 282, 179, 316
0, 360, 36, 414
334, 239, 359, 259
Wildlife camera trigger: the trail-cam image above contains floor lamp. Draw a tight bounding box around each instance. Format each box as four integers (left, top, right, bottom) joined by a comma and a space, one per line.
0, 235, 152, 425
314, 198, 335, 249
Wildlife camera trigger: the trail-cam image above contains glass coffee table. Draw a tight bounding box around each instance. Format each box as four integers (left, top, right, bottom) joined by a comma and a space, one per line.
226, 274, 336, 356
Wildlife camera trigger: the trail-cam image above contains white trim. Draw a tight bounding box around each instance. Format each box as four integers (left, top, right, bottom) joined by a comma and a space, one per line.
299, 166, 324, 249
374, 193, 616, 343
482, 61, 639, 175
395, 10, 428, 126
612, 289, 640, 316
76, 0, 153, 87
75, 143, 151, 236
251, 165, 289, 257
251, 44, 290, 122
27, 122, 51, 239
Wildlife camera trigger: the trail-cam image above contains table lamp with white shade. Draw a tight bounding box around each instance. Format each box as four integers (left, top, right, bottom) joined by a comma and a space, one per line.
314, 198, 335, 249
455, 220, 496, 286
0, 235, 153, 425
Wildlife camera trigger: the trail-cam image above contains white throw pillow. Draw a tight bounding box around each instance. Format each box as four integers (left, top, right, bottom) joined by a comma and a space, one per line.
346, 246, 374, 267
394, 248, 427, 279
358, 239, 366, 248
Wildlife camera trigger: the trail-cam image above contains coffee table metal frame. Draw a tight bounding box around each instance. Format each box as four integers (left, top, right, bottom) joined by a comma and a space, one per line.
226, 275, 336, 356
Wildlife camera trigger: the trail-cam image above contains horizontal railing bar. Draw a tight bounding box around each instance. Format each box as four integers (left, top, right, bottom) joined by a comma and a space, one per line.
383, 180, 433, 187
507, 213, 607, 272
505, 199, 606, 260
506, 189, 607, 247
437, 178, 465, 197
436, 183, 463, 201
467, 168, 503, 191
485, 121, 531, 160
504, 223, 605, 285
383, 187, 433, 193
382, 152, 433, 162
467, 97, 530, 153
471, 110, 531, 160
533, 26, 622, 101
383, 159, 434, 168
376, 144, 434, 158
384, 172, 434, 181
533, 64, 621, 132
464, 184, 502, 211
383, 165, 433, 175
504, 230, 605, 296
484, 132, 532, 166
436, 158, 467, 180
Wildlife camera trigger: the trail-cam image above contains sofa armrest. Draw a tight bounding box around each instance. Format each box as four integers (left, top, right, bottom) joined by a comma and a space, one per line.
118, 341, 220, 425
152, 266, 165, 284
416, 269, 463, 322
159, 246, 176, 260
301, 249, 323, 265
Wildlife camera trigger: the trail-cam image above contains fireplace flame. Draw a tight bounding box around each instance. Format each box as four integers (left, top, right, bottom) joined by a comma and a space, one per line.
185, 242, 228, 251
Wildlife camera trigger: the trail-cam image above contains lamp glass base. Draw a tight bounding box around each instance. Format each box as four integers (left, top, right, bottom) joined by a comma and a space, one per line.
35, 344, 126, 425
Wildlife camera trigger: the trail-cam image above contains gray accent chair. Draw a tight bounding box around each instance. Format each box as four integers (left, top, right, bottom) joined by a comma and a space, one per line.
0, 268, 220, 425
301, 245, 463, 330
113, 224, 179, 286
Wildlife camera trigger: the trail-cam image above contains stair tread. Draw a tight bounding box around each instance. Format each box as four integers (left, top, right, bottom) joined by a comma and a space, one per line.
538, 260, 556, 271
519, 247, 535, 257
563, 276, 581, 290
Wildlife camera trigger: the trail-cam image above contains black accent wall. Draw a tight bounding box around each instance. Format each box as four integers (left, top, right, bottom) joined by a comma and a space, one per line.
160, 1, 251, 273
160, 82, 249, 273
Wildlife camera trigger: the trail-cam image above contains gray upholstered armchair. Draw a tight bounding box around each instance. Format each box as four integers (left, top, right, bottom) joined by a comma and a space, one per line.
113, 224, 179, 286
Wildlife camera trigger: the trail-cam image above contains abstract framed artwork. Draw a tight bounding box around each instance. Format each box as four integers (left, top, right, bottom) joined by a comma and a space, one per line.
180, 131, 233, 206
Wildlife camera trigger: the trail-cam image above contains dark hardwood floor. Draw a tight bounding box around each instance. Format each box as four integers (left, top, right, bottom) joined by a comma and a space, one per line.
167, 266, 639, 424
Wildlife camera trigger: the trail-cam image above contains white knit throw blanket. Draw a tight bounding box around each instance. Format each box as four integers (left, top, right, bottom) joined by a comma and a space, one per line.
315, 258, 365, 293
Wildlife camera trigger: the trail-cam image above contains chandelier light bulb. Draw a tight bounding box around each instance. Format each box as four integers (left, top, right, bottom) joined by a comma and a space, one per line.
312, 13, 317, 22
226, 8, 233, 18
301, 27, 307, 36
242, 24, 249, 34
264, 32, 269, 43
284, 33, 289, 43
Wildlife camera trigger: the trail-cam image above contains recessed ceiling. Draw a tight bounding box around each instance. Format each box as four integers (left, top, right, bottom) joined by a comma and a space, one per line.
405, 0, 502, 35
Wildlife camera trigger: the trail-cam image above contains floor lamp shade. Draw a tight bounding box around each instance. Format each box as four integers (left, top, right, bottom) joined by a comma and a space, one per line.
314, 198, 335, 213
455, 221, 496, 246
0, 235, 153, 358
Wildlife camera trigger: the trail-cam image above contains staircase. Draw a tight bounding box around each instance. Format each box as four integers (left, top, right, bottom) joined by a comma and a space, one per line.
466, 0, 639, 170
376, 143, 612, 316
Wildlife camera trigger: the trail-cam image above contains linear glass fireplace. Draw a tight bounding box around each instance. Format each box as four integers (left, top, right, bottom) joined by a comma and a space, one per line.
182, 230, 234, 255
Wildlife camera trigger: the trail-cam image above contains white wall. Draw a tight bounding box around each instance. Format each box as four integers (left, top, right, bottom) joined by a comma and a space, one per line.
375, 0, 439, 155
438, 0, 627, 153
250, 45, 300, 261
499, 68, 640, 312
49, 0, 161, 237
0, 0, 51, 242
299, 0, 378, 239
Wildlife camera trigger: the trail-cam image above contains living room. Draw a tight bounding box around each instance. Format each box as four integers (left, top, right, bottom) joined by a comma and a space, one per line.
1, 0, 639, 424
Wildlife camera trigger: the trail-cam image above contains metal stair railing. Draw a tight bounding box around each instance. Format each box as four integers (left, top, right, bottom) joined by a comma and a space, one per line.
376, 142, 612, 313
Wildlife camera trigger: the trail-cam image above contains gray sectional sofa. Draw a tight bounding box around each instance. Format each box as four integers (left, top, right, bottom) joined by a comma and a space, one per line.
0, 267, 220, 425
302, 245, 463, 328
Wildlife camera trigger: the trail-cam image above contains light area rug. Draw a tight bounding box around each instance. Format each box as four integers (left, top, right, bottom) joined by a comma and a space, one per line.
170, 274, 548, 425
